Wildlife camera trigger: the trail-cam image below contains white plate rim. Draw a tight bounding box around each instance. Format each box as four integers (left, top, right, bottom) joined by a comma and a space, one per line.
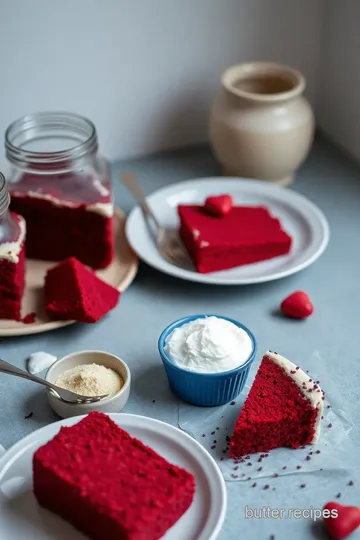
0, 412, 227, 540
126, 177, 330, 285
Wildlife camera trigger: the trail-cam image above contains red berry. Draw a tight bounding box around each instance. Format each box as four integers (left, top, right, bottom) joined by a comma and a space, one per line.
204, 194, 233, 217
280, 291, 314, 319
323, 502, 360, 539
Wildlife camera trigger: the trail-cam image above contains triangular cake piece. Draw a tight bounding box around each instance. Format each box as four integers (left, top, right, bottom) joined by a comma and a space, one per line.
229, 351, 324, 457
45, 257, 120, 323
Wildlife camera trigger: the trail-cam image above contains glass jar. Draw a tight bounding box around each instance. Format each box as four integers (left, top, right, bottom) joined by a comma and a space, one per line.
0, 172, 17, 245
4, 112, 114, 269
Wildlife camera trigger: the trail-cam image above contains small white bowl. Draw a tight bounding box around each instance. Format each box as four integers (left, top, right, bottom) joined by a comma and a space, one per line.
45, 350, 131, 418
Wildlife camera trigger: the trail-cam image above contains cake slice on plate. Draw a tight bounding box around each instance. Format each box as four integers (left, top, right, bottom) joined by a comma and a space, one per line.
44, 257, 120, 323
0, 213, 26, 321
178, 204, 292, 274
230, 351, 324, 457
33, 412, 195, 540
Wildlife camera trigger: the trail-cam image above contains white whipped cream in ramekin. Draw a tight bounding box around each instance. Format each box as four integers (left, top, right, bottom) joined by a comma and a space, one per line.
164, 316, 253, 373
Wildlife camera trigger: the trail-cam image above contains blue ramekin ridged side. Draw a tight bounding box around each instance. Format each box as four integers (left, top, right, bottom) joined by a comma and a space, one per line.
158, 314, 257, 407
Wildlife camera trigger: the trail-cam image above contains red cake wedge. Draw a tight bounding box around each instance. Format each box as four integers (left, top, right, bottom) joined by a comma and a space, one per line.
44, 257, 120, 323
0, 213, 26, 321
230, 351, 324, 457
33, 412, 196, 540
178, 204, 292, 273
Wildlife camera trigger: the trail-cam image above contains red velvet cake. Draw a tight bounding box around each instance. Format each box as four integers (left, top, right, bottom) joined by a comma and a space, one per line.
33, 412, 196, 540
230, 351, 324, 457
9, 172, 114, 269
0, 213, 26, 320
44, 257, 120, 323
178, 204, 292, 273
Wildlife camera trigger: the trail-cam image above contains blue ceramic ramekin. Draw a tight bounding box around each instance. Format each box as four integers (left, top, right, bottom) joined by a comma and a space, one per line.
158, 314, 257, 407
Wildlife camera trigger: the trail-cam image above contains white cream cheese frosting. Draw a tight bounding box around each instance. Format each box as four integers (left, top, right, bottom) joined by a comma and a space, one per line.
164, 316, 254, 373
265, 351, 324, 444
10, 190, 114, 218
0, 215, 26, 264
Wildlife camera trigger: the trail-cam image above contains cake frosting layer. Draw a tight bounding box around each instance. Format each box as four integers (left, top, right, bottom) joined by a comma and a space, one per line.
0, 213, 26, 264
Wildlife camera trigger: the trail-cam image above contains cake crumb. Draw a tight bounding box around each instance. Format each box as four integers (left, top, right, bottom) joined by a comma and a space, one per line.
22, 312, 36, 324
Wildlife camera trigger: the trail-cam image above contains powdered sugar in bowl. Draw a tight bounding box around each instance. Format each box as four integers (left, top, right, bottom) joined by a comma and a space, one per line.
46, 350, 131, 418
158, 314, 257, 406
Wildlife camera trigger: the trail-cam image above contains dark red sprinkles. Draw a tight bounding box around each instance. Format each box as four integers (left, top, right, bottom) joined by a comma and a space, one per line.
230, 401, 236, 405
348, 481, 354, 486
25, 411, 33, 419
336, 493, 341, 499
306, 456, 311, 461
300, 484, 306, 488
327, 423, 332, 428
263, 484, 270, 490
252, 482, 257, 487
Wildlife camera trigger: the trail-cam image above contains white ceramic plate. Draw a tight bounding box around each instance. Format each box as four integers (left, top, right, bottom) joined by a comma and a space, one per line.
0, 208, 138, 337
0, 413, 226, 540
126, 178, 329, 285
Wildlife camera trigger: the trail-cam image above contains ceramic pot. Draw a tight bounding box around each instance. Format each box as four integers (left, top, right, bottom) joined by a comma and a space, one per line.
209, 62, 314, 185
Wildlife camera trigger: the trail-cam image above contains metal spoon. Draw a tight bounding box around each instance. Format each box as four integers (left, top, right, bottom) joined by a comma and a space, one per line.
0, 359, 109, 404
121, 172, 195, 271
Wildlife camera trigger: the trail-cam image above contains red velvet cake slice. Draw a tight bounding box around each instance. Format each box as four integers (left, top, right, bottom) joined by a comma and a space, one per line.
230, 351, 324, 457
178, 204, 292, 273
33, 412, 196, 540
44, 257, 120, 323
0, 213, 26, 320
9, 172, 114, 269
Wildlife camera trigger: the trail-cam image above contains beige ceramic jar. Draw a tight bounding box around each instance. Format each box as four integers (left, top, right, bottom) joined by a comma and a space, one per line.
209, 62, 314, 185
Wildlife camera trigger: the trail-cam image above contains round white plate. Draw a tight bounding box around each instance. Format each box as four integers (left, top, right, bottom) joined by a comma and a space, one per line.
0, 413, 226, 540
126, 178, 330, 285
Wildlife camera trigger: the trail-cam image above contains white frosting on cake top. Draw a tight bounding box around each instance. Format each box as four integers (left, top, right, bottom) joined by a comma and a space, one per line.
265, 351, 324, 444
0, 215, 26, 264
11, 190, 113, 218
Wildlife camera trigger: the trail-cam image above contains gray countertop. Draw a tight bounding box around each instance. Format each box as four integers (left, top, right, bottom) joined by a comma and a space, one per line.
1, 135, 360, 540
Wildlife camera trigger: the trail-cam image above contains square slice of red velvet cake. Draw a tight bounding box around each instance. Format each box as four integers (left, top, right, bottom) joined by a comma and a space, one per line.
178, 204, 292, 273
9, 172, 114, 269
33, 412, 195, 540
0, 213, 26, 320
44, 257, 120, 323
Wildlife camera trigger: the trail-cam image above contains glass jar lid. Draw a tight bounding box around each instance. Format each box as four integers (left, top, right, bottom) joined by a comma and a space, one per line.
5, 111, 98, 173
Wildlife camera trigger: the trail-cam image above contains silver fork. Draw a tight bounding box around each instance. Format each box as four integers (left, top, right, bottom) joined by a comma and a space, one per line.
0, 359, 109, 404
121, 172, 195, 271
